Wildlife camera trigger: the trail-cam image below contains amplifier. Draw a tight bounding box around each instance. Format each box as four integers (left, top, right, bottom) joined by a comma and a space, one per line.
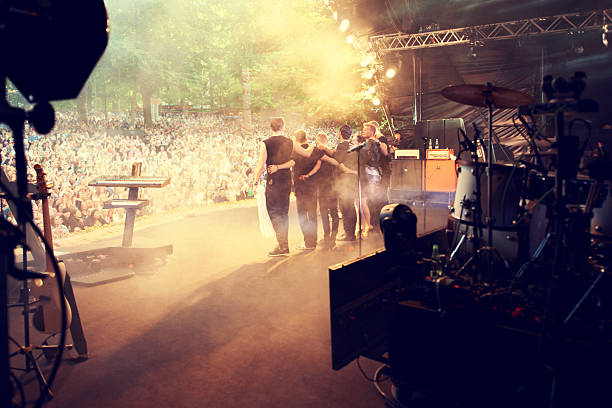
426, 149, 453, 160
395, 149, 420, 159
391, 159, 422, 191
416, 118, 465, 154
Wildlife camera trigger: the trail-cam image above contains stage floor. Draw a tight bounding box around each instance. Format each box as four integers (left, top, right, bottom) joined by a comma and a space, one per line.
8, 200, 449, 408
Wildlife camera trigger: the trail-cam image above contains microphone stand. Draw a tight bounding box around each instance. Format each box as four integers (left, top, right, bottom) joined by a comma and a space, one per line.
350, 142, 367, 257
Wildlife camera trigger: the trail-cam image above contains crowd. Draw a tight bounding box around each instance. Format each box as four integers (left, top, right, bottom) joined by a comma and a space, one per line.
0, 111, 339, 238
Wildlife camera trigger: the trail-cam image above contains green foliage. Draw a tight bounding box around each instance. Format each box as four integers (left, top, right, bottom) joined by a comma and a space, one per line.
80, 0, 367, 121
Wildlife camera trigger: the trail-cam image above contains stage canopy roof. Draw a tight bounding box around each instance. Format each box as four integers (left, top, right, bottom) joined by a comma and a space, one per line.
331, 0, 612, 157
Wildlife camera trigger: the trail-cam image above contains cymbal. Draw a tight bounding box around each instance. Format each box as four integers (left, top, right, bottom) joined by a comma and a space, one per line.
441, 84, 536, 109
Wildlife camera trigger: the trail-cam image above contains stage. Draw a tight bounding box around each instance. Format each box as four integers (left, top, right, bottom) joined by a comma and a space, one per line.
9, 199, 448, 407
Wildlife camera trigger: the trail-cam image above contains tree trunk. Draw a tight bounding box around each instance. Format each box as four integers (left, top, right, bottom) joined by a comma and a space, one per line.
142, 86, 153, 129
131, 87, 137, 127
241, 66, 253, 136
77, 84, 88, 124
209, 75, 214, 112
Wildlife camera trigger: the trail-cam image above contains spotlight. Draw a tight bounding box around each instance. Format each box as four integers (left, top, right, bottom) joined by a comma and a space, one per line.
365, 69, 375, 79
360, 54, 374, 66
372, 97, 381, 106
346, 35, 355, 44
340, 19, 350, 32
368, 86, 376, 94
386, 67, 397, 78
333, 11, 338, 20
379, 204, 417, 257
468, 44, 477, 59
603, 24, 609, 47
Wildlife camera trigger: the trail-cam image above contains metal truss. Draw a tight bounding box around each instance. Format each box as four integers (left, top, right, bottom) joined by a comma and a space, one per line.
371, 9, 612, 53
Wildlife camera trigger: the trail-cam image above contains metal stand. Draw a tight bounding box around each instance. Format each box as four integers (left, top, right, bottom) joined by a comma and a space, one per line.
484, 86, 495, 250
357, 146, 363, 256
0, 76, 67, 406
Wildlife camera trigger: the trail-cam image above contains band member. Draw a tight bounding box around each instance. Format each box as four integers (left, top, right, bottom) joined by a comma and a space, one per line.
253, 118, 349, 256
253, 118, 303, 256
319, 124, 358, 242
360, 121, 388, 234
292, 129, 323, 250
314, 132, 339, 247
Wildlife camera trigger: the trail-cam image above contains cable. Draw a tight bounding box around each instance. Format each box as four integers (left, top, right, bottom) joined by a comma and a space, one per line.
570, 118, 593, 155
0, 178, 67, 408
356, 356, 382, 382
372, 364, 408, 408
514, 188, 554, 225
500, 158, 523, 226
8, 370, 26, 408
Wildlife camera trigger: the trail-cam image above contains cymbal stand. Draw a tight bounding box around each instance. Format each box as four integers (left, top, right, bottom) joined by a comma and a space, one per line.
484, 85, 495, 251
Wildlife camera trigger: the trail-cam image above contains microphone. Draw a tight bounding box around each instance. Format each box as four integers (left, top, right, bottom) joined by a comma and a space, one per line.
459, 128, 476, 152
348, 142, 367, 153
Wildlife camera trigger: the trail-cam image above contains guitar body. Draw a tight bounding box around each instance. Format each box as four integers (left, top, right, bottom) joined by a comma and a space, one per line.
32, 164, 73, 334
32, 261, 72, 333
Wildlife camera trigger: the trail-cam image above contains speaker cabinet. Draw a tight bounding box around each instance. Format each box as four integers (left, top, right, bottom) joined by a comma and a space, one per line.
415, 118, 465, 154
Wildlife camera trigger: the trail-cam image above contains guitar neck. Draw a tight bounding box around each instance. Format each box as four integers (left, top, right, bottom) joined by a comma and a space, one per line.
34, 164, 55, 271
41, 195, 55, 271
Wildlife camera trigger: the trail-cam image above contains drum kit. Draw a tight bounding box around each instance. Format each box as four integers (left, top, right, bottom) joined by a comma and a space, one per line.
440, 81, 611, 284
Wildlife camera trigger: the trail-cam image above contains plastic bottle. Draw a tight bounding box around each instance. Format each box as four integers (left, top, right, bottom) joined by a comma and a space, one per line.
435, 138, 439, 149
428, 138, 433, 149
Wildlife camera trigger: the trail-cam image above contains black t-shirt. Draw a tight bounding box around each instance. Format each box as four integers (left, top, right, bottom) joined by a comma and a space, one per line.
263, 135, 293, 186
377, 135, 391, 174
292, 144, 324, 195
334, 140, 357, 171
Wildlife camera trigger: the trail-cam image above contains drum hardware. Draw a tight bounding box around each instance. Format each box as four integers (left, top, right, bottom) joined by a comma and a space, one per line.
514, 232, 552, 283
443, 84, 536, 278
563, 263, 609, 327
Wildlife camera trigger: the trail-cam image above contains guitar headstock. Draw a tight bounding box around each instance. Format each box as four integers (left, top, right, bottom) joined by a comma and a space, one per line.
34, 164, 50, 197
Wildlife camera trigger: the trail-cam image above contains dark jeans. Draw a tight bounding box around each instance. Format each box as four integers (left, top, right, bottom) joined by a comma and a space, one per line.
296, 190, 318, 247
318, 182, 339, 240
337, 176, 357, 239
266, 183, 290, 249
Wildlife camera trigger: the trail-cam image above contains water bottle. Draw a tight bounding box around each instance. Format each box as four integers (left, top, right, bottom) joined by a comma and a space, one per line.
435, 138, 439, 149
430, 244, 443, 278
428, 138, 433, 149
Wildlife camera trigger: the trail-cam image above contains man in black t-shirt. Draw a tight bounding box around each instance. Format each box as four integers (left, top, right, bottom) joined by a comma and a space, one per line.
292, 129, 324, 250
253, 118, 311, 256
313, 132, 339, 247
319, 124, 358, 241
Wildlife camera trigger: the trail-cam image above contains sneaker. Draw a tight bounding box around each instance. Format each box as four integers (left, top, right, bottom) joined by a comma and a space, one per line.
268, 246, 289, 257
296, 244, 316, 251
337, 235, 357, 242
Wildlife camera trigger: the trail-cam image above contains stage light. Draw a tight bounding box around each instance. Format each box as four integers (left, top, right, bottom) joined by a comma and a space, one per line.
386, 67, 397, 78
379, 204, 417, 257
340, 19, 350, 32
603, 24, 609, 47
372, 97, 381, 106
365, 69, 374, 79
368, 86, 376, 94
346, 35, 355, 44
468, 45, 477, 59
360, 53, 375, 67
333, 11, 338, 21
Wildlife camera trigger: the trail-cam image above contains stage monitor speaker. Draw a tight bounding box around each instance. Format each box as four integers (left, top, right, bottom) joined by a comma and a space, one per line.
391, 159, 421, 191
415, 118, 465, 154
